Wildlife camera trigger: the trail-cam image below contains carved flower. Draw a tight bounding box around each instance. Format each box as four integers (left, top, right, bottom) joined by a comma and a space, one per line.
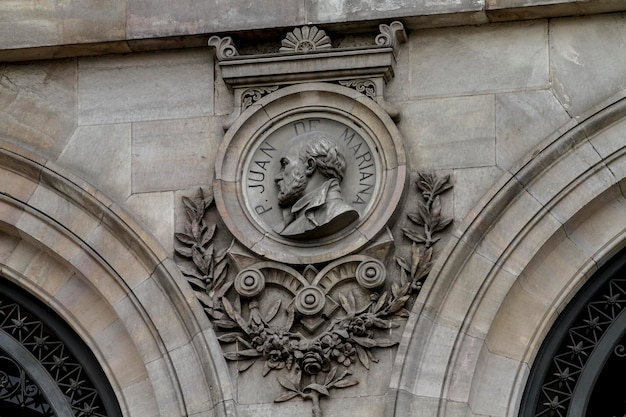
295, 343, 330, 375
262, 332, 293, 371
332, 342, 357, 367
279, 26, 331, 53
347, 317, 373, 338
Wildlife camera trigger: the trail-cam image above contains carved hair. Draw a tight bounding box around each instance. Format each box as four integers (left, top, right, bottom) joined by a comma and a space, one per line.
296, 132, 347, 182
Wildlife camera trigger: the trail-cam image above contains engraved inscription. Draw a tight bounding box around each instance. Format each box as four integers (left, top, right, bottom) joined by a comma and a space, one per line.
243, 117, 380, 239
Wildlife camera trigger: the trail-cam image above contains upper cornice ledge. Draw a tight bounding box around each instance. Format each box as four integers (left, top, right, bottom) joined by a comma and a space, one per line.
1, 0, 625, 62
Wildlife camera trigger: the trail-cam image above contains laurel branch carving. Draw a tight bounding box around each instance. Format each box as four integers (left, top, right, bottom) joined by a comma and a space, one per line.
175, 172, 453, 417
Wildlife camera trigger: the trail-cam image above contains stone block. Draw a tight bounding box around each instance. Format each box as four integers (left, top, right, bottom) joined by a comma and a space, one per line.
133, 278, 190, 351
306, 0, 485, 27
127, 0, 303, 39
550, 13, 626, 117
78, 50, 213, 125
68, 248, 127, 305
125, 191, 174, 253
495, 90, 571, 170
144, 356, 184, 417
92, 319, 148, 387
410, 20, 549, 98
398, 95, 495, 170
84, 223, 152, 290
131, 116, 219, 193
57, 124, 131, 202
0, 60, 77, 158
53, 274, 118, 336
452, 166, 505, 223
113, 295, 162, 363
468, 346, 521, 417
23, 251, 74, 298
117, 376, 160, 417
28, 183, 100, 239
0, 0, 125, 49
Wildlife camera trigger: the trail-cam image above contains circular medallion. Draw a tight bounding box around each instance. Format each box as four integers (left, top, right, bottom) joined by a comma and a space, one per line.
214, 83, 407, 264
242, 114, 379, 241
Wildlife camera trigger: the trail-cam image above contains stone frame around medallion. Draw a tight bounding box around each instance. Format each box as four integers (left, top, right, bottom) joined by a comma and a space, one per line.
213, 82, 407, 265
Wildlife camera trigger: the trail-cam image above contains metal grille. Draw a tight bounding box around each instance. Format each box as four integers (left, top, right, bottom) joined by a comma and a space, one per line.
0, 290, 110, 417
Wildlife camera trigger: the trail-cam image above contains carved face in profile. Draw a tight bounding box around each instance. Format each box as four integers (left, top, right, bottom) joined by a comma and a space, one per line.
274, 146, 309, 207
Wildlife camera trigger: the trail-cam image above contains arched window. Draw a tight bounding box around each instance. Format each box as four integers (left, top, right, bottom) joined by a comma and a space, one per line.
520, 247, 626, 417
0, 279, 122, 417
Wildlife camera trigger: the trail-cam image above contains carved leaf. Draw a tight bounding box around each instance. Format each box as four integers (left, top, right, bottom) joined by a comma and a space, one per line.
201, 224, 217, 247
265, 299, 282, 323
407, 212, 425, 226
305, 384, 330, 397
186, 277, 207, 291
338, 293, 355, 317
395, 256, 410, 273
223, 349, 261, 360
402, 228, 427, 244
388, 295, 410, 313
175, 245, 193, 258
175, 232, 196, 246
217, 332, 245, 343
213, 319, 240, 329
194, 291, 214, 308
222, 297, 250, 333
332, 377, 359, 389
238, 358, 257, 372
354, 344, 370, 369
372, 291, 387, 314
434, 216, 453, 232
178, 263, 203, 279
373, 338, 398, 348
275, 391, 300, 403
351, 336, 377, 348
277, 376, 299, 393
325, 366, 338, 385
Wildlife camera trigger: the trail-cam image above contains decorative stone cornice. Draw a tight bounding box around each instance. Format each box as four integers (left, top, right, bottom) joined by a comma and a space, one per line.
208, 21, 406, 87
210, 22, 406, 128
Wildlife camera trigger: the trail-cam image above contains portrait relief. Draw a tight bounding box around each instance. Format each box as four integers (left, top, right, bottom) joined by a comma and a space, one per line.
273, 131, 359, 239
242, 116, 379, 243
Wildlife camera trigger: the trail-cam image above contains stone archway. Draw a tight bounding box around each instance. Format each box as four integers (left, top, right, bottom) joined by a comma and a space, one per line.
0, 140, 235, 416
387, 91, 626, 417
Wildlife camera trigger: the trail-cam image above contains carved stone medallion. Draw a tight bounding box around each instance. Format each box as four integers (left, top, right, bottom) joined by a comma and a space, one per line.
243, 114, 379, 240
214, 82, 407, 264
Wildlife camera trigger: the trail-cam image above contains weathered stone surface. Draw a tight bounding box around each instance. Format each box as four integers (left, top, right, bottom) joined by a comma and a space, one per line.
452, 166, 504, 222
78, 50, 213, 125
125, 191, 174, 253
131, 117, 218, 193
495, 90, 571, 170
57, 124, 132, 201
398, 95, 495, 170
550, 13, 626, 117
0, 60, 77, 158
127, 0, 302, 39
0, 0, 125, 50
410, 20, 549, 98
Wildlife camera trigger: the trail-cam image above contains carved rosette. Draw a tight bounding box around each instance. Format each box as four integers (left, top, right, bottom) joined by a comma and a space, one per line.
279, 26, 331, 53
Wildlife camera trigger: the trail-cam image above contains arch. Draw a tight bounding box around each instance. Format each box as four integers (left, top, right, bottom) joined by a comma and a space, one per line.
0, 139, 235, 416
388, 90, 626, 417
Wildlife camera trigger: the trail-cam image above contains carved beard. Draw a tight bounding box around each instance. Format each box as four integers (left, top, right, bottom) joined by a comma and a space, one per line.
277, 167, 308, 207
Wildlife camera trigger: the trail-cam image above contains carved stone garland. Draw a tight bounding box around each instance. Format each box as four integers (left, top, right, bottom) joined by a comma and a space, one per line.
174, 172, 453, 417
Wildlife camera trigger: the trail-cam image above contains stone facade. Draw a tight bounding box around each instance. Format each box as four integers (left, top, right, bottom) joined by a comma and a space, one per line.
1, 1, 626, 416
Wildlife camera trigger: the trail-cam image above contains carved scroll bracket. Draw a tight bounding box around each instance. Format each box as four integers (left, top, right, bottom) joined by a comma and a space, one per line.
209, 22, 407, 129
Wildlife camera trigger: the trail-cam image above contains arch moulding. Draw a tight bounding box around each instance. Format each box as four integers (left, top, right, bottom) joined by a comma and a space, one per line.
388, 91, 626, 417
0, 139, 235, 417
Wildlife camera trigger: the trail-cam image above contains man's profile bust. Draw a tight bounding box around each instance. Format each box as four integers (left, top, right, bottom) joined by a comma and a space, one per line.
274, 131, 359, 240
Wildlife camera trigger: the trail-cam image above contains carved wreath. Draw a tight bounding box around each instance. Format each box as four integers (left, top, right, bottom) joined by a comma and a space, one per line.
175, 172, 452, 417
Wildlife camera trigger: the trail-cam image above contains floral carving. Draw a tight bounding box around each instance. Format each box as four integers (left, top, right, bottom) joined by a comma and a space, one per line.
279, 26, 331, 53
397, 172, 453, 293
338, 79, 376, 100
241, 86, 280, 111
175, 176, 453, 417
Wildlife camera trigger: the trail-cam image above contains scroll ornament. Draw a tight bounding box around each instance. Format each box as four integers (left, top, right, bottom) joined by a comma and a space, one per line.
175, 172, 453, 417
